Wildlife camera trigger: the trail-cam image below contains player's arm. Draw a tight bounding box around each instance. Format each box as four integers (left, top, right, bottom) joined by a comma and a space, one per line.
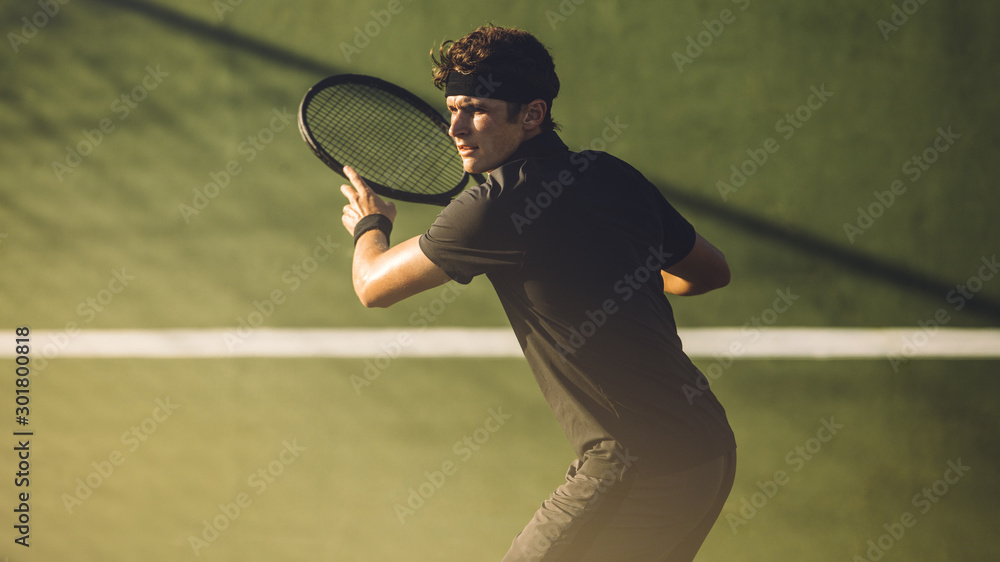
341, 167, 452, 308
661, 233, 730, 296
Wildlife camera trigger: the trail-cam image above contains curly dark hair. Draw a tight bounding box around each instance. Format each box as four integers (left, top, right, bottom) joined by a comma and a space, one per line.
431, 25, 560, 131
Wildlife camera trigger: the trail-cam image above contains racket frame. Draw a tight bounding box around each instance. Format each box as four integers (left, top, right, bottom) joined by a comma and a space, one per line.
298, 74, 476, 206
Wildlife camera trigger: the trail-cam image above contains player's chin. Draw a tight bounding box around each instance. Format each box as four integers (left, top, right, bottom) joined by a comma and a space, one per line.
461, 158, 483, 174
463, 157, 496, 175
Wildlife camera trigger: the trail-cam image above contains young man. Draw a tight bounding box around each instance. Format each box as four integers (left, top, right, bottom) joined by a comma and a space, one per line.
340, 25, 736, 561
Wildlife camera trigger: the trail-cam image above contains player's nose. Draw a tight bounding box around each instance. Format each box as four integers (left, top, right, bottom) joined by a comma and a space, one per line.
448, 113, 469, 138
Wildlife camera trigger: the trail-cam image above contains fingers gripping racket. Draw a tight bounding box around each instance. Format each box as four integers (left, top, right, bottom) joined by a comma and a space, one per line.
298, 74, 481, 206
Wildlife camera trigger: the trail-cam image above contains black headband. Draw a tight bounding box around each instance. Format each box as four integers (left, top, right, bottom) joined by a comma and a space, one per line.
444, 71, 550, 105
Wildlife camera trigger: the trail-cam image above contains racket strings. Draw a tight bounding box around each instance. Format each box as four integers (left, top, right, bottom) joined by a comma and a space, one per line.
305, 83, 464, 196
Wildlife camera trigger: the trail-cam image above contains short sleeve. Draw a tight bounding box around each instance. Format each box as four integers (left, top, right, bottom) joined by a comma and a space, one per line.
655, 189, 697, 269
418, 183, 524, 284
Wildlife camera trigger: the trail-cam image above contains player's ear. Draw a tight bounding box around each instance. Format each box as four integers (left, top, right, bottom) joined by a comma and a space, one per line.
523, 99, 547, 130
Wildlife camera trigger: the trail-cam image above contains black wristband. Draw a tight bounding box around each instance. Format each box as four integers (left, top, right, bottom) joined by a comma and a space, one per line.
353, 214, 393, 246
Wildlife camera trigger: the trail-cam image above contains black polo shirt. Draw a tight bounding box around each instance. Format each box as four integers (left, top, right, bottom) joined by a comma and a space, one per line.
419, 131, 735, 475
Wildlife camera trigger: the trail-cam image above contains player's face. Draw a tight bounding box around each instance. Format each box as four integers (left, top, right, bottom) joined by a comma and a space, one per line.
446, 95, 526, 174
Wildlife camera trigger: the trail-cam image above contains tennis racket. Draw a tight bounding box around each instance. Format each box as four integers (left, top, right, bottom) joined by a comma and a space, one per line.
298, 74, 481, 206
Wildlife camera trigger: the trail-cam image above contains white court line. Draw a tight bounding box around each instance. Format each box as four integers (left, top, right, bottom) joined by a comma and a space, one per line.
3, 327, 999, 359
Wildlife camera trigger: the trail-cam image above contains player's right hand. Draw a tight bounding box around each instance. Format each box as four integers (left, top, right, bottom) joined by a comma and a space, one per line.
340, 166, 397, 235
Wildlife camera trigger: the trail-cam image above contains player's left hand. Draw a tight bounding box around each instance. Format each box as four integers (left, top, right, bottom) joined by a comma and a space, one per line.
340, 166, 397, 235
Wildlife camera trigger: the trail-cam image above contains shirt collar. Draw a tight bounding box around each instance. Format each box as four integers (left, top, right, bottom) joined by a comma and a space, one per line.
500, 131, 569, 167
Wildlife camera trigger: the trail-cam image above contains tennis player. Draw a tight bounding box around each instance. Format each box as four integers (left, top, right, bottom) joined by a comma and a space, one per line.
340, 25, 736, 561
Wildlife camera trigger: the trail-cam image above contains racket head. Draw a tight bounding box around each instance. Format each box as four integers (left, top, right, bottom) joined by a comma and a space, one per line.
298, 74, 470, 206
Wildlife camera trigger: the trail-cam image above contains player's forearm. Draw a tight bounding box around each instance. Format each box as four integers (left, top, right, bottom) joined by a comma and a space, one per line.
352, 231, 396, 308
661, 271, 699, 296
661, 270, 728, 296
660, 234, 731, 296
351, 235, 453, 308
